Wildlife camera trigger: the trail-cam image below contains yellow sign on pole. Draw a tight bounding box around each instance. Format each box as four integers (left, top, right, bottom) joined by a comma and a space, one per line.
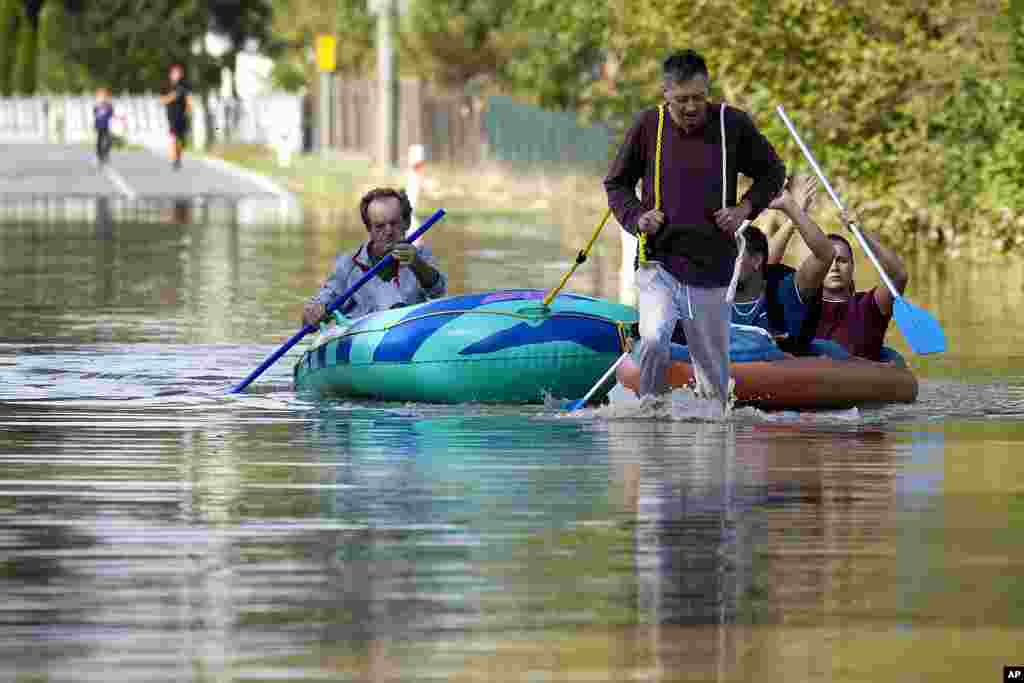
315, 35, 336, 72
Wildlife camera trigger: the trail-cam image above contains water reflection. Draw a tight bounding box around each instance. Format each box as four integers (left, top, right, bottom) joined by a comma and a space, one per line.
601, 421, 914, 682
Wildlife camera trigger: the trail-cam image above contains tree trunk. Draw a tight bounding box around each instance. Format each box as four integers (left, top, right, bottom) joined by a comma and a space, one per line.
13, 11, 36, 94
0, 0, 20, 95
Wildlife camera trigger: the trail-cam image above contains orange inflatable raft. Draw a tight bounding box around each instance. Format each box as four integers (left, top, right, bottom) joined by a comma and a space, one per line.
616, 353, 918, 410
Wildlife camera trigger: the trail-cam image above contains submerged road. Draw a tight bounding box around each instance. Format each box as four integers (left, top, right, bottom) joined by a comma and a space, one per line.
0, 142, 295, 203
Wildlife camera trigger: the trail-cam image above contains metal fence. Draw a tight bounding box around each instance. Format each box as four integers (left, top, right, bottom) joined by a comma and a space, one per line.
483, 95, 611, 170
326, 78, 484, 166
322, 78, 610, 169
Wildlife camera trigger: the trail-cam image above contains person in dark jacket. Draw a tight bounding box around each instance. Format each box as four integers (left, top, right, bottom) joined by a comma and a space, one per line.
605, 49, 785, 408
160, 64, 194, 170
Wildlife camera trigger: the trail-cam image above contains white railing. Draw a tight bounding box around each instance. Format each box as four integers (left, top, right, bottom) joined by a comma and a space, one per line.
0, 94, 303, 160
0, 97, 47, 142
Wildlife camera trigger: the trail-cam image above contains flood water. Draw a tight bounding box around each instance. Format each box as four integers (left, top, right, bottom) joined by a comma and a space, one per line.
1, 204, 1023, 682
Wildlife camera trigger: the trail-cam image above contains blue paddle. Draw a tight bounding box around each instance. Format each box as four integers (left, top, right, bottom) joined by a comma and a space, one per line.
776, 106, 946, 355
229, 208, 447, 393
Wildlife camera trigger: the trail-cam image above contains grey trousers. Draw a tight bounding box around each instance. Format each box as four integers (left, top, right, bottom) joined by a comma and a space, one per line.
635, 263, 731, 403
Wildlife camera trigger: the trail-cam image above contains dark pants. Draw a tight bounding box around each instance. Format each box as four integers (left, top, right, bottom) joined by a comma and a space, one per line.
169, 117, 190, 141
96, 128, 112, 162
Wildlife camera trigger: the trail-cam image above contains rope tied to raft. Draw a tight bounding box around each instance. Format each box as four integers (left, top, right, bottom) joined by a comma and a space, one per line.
542, 207, 612, 307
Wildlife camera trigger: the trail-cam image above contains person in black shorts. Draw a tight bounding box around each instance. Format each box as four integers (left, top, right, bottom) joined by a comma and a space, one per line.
160, 64, 194, 170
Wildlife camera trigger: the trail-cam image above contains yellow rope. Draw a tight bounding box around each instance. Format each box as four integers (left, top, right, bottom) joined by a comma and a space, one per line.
616, 320, 635, 353
637, 104, 665, 265
542, 207, 613, 306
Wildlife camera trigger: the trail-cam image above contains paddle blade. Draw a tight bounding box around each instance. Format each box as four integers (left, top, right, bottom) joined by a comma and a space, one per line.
563, 398, 587, 411
562, 351, 631, 411
893, 296, 946, 355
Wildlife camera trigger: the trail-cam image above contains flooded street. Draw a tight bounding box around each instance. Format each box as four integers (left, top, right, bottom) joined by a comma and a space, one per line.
1, 206, 1023, 682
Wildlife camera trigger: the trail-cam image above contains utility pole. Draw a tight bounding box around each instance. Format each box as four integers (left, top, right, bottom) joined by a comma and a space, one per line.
315, 34, 337, 155
370, 0, 399, 170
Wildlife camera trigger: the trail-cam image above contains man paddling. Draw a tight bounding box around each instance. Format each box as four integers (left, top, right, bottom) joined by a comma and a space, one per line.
302, 188, 447, 326
729, 175, 835, 354
605, 49, 785, 408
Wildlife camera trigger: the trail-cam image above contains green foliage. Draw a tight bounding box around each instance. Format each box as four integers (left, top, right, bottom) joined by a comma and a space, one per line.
36, 2, 91, 94
497, 0, 608, 111
404, 0, 515, 86
269, 0, 373, 81
402, 0, 610, 112
0, 0, 20, 96
52, 0, 272, 94
978, 1, 1024, 221
12, 11, 36, 94
269, 58, 306, 92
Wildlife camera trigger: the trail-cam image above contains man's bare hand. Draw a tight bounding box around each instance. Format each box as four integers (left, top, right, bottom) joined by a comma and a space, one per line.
790, 174, 818, 212
637, 209, 665, 236
391, 243, 418, 266
303, 302, 326, 326
714, 201, 752, 235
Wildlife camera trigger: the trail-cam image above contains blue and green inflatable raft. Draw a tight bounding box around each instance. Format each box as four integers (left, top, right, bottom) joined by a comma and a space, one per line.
294, 289, 638, 403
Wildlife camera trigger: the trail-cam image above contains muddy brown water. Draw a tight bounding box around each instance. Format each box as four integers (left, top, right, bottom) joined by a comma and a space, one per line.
1, 210, 1022, 682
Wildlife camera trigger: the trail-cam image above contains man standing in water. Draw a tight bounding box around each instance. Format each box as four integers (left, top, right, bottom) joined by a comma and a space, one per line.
605, 50, 786, 408
160, 64, 193, 170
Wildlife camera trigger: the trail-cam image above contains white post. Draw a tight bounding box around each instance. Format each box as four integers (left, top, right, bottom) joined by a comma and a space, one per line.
405, 143, 425, 227
620, 230, 638, 306
318, 71, 332, 154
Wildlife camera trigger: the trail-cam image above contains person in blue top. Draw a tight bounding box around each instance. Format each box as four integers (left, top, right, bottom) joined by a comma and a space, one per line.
728, 174, 835, 355
93, 87, 114, 167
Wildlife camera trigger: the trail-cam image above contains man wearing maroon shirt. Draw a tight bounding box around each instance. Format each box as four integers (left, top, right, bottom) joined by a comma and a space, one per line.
605, 50, 785, 406
816, 215, 909, 361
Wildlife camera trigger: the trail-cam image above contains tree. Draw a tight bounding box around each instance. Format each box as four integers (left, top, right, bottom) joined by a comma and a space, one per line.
12, 8, 36, 93
496, 0, 609, 111
0, 0, 21, 95
404, 0, 516, 87
206, 0, 277, 97
56, 0, 272, 95
267, 0, 373, 91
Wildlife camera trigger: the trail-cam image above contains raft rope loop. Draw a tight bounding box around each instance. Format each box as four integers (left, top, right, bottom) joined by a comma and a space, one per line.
724, 101, 748, 304
313, 309, 635, 345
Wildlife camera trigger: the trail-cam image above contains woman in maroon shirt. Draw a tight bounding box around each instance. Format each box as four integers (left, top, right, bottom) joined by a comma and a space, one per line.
814, 213, 909, 361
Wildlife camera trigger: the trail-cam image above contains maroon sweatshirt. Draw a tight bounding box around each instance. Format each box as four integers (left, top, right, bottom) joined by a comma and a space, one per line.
604, 103, 785, 287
